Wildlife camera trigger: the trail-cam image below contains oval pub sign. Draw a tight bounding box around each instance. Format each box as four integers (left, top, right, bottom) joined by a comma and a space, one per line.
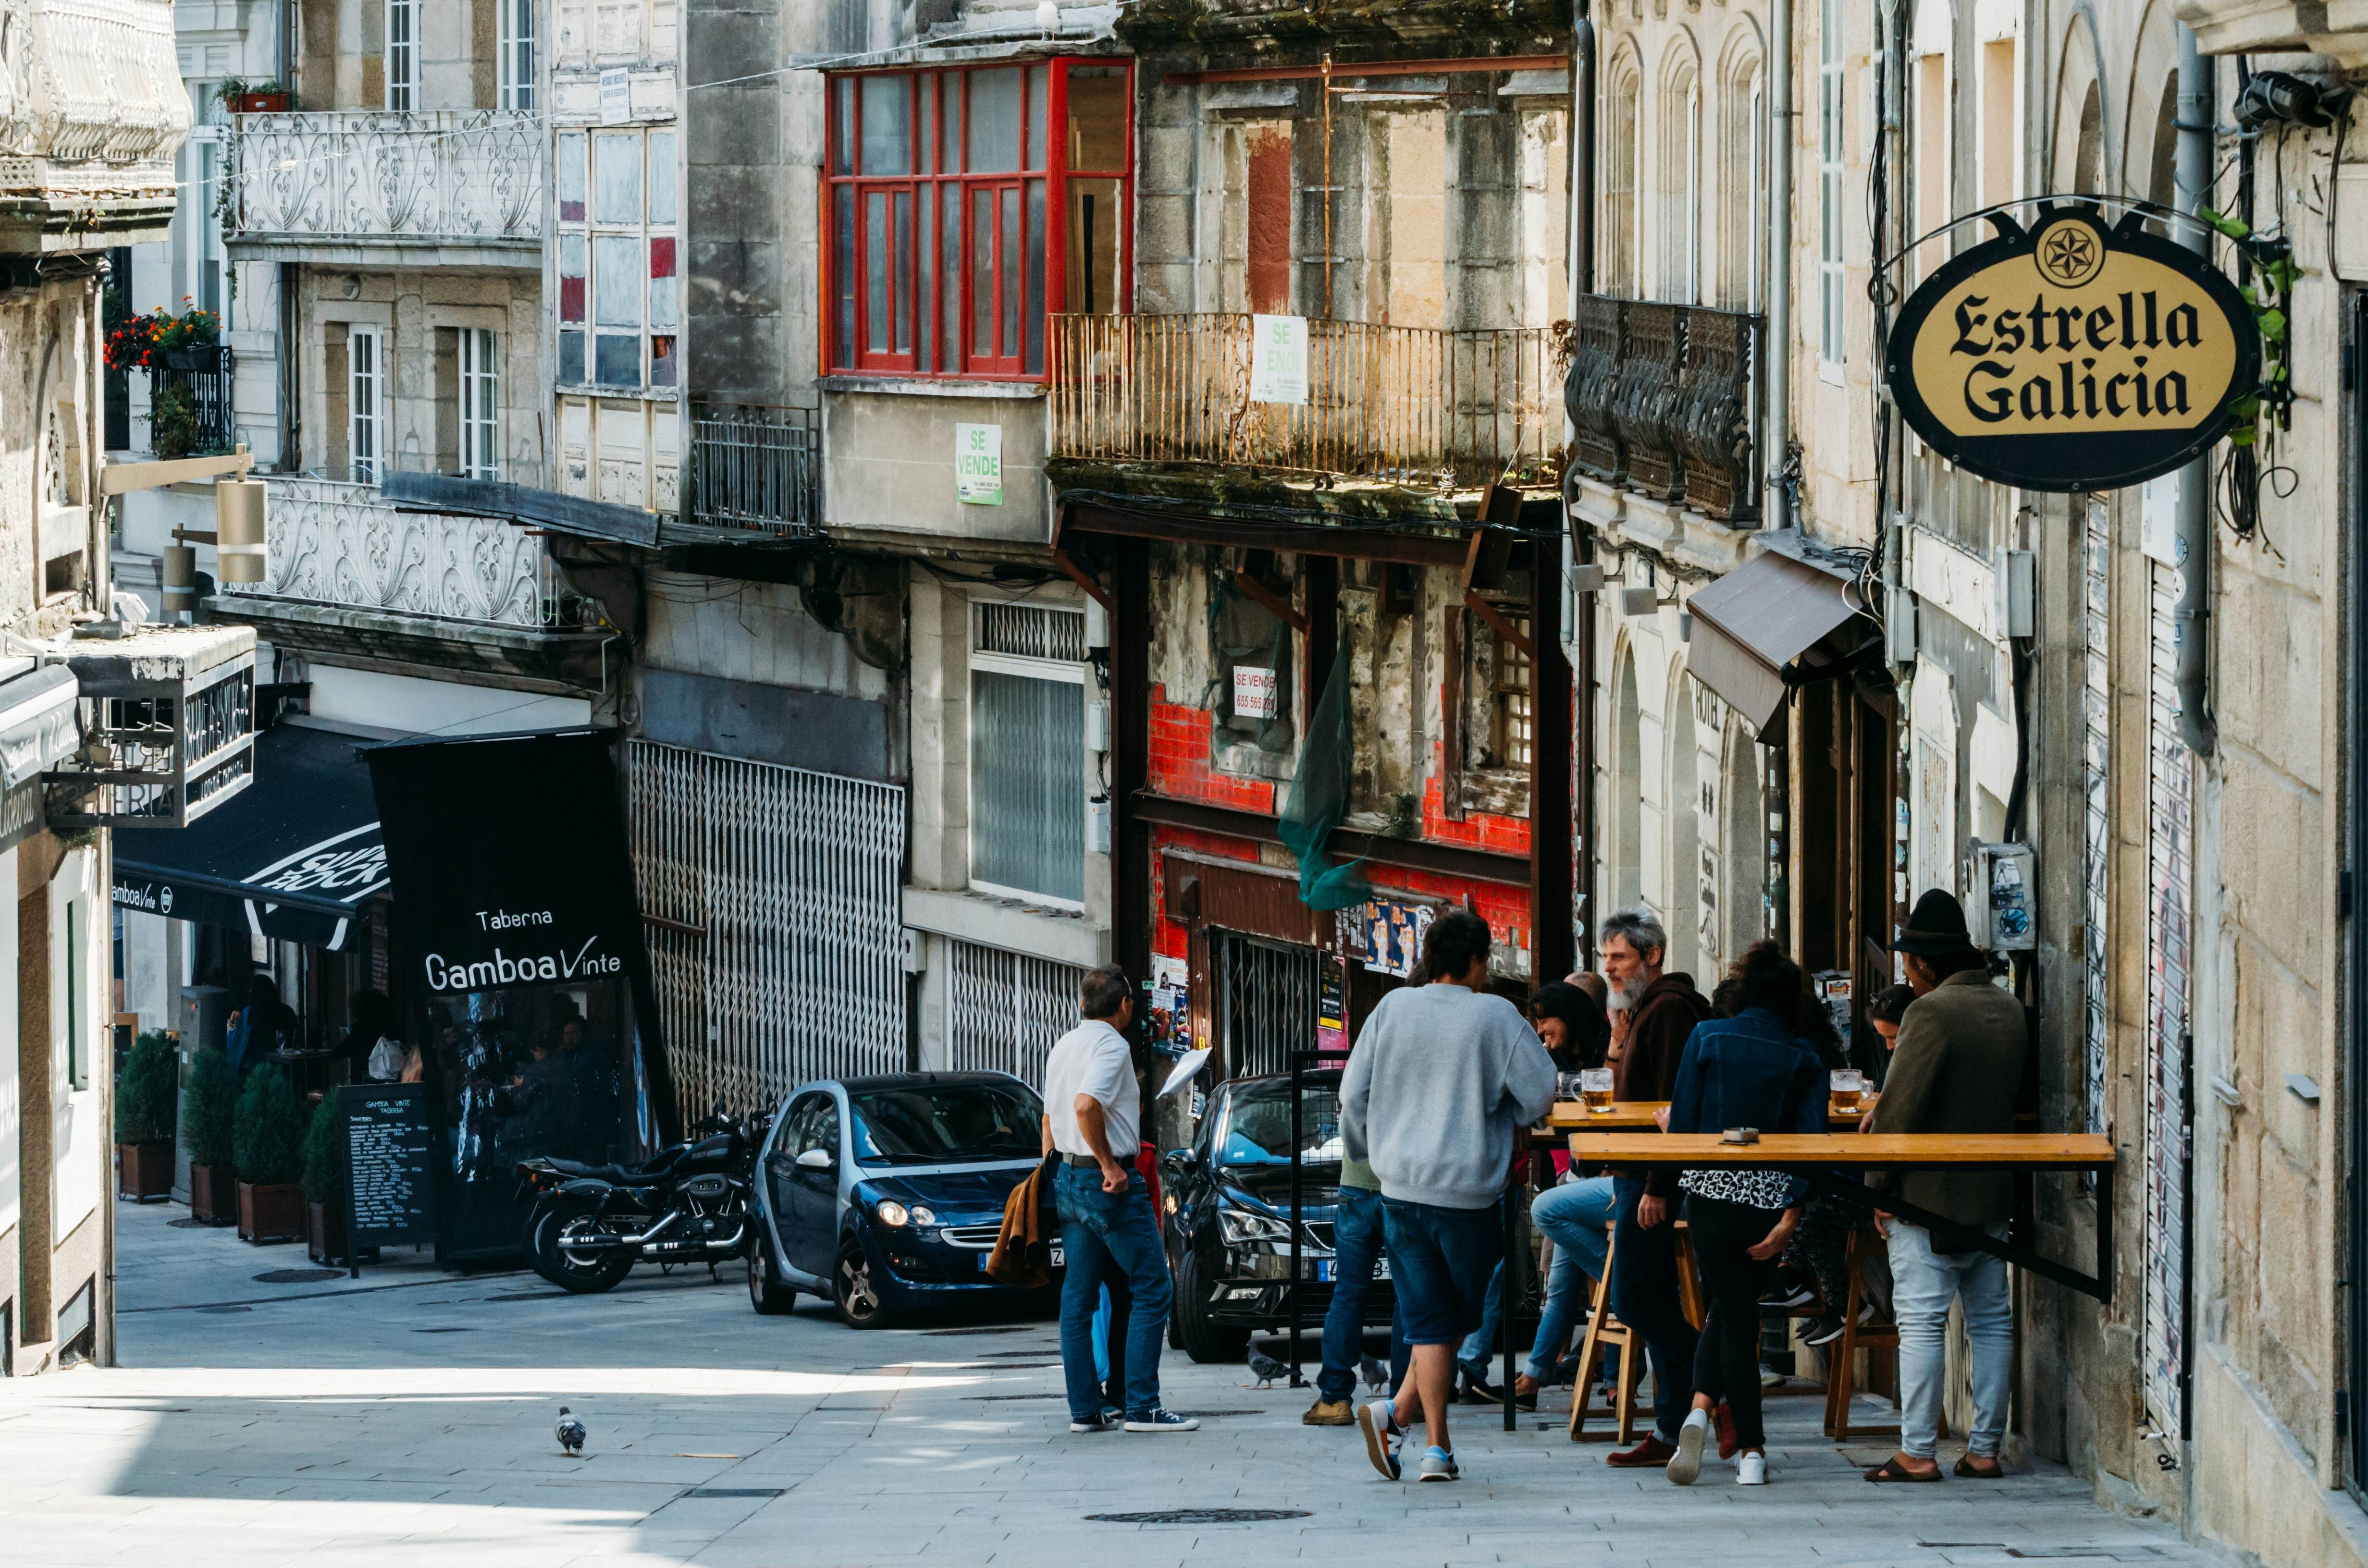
1884, 204, 2260, 492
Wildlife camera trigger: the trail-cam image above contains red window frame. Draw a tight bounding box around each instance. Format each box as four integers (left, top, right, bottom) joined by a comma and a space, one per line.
823, 58, 1134, 381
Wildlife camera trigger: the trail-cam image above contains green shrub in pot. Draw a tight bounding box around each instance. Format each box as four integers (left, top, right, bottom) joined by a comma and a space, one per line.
301, 1097, 345, 1209
116, 1032, 178, 1146
181, 1045, 238, 1172
233, 1065, 306, 1187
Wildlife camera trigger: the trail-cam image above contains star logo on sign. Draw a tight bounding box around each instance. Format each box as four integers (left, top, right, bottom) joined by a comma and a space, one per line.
2037, 222, 2105, 288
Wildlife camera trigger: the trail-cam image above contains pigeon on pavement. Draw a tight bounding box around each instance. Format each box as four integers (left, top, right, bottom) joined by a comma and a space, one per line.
1360, 1356, 1390, 1392
555, 1407, 587, 1456
1246, 1347, 1291, 1387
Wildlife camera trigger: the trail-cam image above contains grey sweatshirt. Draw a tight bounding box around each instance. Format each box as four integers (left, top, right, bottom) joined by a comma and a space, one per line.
1339, 983, 1558, 1211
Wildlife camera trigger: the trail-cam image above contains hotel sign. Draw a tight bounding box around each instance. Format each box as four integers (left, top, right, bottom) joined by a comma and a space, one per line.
1884, 204, 2259, 492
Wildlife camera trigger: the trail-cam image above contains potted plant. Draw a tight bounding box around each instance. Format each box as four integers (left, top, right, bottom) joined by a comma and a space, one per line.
233, 1065, 307, 1244
115, 1031, 178, 1201
301, 1098, 347, 1265
218, 77, 289, 115
182, 1044, 239, 1224
153, 300, 224, 372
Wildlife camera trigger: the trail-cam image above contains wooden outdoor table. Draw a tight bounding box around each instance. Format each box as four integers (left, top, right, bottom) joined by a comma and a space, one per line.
1563, 1131, 2118, 1303
1545, 1097, 1875, 1131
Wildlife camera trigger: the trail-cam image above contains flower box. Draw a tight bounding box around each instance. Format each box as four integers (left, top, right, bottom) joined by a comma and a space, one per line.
158, 345, 230, 373
236, 1180, 305, 1244
188, 1162, 238, 1225
117, 1141, 174, 1201
231, 91, 289, 114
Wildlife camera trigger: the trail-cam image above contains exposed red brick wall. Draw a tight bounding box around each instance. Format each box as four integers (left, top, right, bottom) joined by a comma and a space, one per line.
1149, 825, 1263, 958
1421, 772, 1533, 857
1149, 684, 1278, 815
1244, 126, 1293, 314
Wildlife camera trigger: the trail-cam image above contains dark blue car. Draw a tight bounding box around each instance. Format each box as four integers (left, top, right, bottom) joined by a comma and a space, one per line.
746, 1072, 1057, 1328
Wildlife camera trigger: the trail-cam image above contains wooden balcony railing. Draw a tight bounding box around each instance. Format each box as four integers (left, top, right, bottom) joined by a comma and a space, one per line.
1565, 294, 1764, 522
1049, 313, 1566, 490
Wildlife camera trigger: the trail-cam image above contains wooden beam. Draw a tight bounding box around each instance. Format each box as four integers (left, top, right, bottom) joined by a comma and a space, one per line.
99, 445, 251, 496
1167, 54, 1569, 86
1233, 567, 1308, 632
1048, 545, 1114, 613
1466, 592, 1534, 660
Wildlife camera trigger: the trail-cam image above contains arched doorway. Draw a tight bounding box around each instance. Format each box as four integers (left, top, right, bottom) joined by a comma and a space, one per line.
1612, 648, 1642, 914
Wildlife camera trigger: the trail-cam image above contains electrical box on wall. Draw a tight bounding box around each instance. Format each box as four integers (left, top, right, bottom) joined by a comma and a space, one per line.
1086, 794, 1112, 854
1084, 698, 1110, 754
1993, 549, 2035, 639
1965, 839, 2036, 951
900, 929, 926, 974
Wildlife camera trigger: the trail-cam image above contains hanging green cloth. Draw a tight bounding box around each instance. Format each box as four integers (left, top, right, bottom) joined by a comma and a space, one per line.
1278, 642, 1371, 911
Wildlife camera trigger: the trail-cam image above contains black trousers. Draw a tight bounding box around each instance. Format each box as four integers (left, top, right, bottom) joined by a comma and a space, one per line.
1684, 1192, 1788, 1452
1612, 1175, 1701, 1444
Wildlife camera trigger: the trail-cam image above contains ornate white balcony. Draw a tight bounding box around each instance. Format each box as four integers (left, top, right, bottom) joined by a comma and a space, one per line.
228, 111, 542, 266
0, 0, 187, 251
231, 477, 554, 626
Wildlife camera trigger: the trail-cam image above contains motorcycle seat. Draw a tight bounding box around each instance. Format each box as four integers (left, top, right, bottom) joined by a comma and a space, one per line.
544, 1157, 666, 1187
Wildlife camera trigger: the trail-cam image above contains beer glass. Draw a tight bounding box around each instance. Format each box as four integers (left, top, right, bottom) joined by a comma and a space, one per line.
1580, 1067, 1616, 1113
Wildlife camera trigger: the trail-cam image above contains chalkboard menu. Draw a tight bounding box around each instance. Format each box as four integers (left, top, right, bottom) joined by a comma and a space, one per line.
339, 1083, 440, 1255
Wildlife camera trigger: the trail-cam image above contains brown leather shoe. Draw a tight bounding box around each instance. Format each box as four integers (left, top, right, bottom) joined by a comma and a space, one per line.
1303, 1398, 1356, 1427
1716, 1402, 1740, 1459
1606, 1434, 1677, 1467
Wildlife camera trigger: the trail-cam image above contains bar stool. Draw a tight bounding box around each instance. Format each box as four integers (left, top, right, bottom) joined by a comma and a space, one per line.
1822, 1225, 1902, 1441
1567, 1225, 1649, 1442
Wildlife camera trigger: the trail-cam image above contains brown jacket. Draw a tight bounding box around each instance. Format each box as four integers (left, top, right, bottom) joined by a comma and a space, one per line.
1866, 970, 2027, 1225
986, 1152, 1062, 1288
1613, 972, 1711, 1197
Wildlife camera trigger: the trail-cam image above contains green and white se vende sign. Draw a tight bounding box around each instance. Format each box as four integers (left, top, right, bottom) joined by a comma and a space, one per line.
956, 423, 1003, 506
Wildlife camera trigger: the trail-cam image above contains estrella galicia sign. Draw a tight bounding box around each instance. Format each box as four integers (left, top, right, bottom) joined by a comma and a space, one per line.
1884, 202, 2260, 492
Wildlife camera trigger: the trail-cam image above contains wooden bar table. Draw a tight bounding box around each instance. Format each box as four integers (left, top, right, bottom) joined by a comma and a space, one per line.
1545, 1096, 1876, 1132
1562, 1131, 2118, 1302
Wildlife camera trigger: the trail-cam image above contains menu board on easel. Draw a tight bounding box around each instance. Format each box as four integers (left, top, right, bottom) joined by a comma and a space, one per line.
339, 1082, 440, 1272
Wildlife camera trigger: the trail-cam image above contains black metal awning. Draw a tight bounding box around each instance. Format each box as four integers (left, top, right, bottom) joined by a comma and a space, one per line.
1684, 548, 1879, 738
110, 723, 384, 951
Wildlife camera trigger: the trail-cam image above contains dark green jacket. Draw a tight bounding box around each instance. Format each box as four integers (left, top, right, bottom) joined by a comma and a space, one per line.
1865, 970, 2026, 1225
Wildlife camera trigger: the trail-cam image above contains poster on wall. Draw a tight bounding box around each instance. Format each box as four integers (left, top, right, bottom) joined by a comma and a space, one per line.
1338, 896, 1437, 981
1232, 665, 1278, 719
1316, 956, 1347, 1057
1149, 954, 1190, 1050
365, 728, 674, 1263
1248, 314, 1309, 405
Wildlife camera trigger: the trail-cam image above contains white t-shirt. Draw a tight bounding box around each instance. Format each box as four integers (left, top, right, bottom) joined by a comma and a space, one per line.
1041, 1020, 1140, 1159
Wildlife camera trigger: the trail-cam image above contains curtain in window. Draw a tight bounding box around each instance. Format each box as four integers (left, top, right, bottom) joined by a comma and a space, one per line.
972, 670, 1084, 902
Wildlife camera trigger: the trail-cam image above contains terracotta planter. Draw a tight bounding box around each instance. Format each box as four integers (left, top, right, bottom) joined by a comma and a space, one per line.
307, 1200, 348, 1266
117, 1141, 174, 1201
189, 1162, 238, 1225
236, 1180, 305, 1244
232, 91, 288, 114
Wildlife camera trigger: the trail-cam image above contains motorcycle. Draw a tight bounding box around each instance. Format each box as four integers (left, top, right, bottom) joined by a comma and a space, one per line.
517, 1109, 757, 1294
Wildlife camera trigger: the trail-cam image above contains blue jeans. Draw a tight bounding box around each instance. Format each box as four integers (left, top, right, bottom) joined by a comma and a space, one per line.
1612, 1173, 1701, 1443
1528, 1175, 1616, 1378
1890, 1221, 2012, 1459
1384, 1196, 1502, 1347
1054, 1164, 1173, 1421
1318, 1186, 1410, 1400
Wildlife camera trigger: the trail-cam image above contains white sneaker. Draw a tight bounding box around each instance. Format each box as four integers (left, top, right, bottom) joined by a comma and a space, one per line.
1666, 1408, 1711, 1485
1357, 1398, 1403, 1481
1737, 1451, 1767, 1486
1418, 1446, 1459, 1482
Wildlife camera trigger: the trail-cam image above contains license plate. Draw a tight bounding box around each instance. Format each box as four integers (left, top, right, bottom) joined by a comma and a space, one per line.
1314, 1259, 1335, 1282
1049, 1246, 1064, 1268
984, 1247, 1063, 1270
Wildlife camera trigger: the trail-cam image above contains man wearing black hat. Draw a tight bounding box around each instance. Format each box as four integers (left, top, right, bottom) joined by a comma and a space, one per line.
1862, 889, 2025, 1484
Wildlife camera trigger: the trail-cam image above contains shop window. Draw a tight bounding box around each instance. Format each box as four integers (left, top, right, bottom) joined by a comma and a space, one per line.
824, 59, 1132, 380
970, 602, 1086, 906
555, 128, 678, 391
499, 0, 535, 112
387, 0, 418, 113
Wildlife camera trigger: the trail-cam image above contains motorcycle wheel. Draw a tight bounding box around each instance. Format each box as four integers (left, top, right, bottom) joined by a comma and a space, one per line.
748, 1233, 797, 1315
530, 1202, 638, 1294
833, 1242, 893, 1329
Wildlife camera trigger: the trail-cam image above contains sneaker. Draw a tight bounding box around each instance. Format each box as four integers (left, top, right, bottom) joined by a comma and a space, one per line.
1069, 1413, 1116, 1433
1304, 1397, 1356, 1427
1737, 1451, 1767, 1486
1758, 1276, 1817, 1311
1760, 1366, 1788, 1389
1605, 1433, 1677, 1468
1123, 1407, 1201, 1433
1357, 1398, 1404, 1480
1666, 1408, 1711, 1486
1100, 1403, 1123, 1425
1803, 1316, 1848, 1348
1418, 1446, 1460, 1482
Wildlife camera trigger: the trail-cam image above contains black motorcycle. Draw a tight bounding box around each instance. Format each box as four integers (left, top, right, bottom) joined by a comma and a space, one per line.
517, 1110, 756, 1293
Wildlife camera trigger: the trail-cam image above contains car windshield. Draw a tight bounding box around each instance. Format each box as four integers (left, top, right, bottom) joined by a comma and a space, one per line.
1215, 1079, 1343, 1166
849, 1083, 1043, 1164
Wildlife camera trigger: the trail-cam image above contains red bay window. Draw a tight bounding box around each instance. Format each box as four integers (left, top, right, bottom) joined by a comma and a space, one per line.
825, 58, 1132, 380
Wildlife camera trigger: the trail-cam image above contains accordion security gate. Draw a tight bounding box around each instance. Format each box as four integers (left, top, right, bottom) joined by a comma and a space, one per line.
945, 938, 1083, 1087
1217, 931, 1321, 1079
628, 740, 906, 1124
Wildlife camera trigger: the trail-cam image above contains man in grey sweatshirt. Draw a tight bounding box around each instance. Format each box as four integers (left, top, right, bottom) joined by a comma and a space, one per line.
1340, 909, 1557, 1483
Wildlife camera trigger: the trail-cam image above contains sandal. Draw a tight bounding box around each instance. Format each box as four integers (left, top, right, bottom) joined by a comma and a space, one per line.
1954, 1454, 2005, 1479
1866, 1455, 1945, 1482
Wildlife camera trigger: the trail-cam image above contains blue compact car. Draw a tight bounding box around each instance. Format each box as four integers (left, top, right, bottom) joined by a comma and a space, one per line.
746, 1072, 1057, 1328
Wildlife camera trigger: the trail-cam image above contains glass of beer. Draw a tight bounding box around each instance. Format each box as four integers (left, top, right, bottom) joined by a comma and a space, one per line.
1580, 1067, 1616, 1113
1830, 1069, 1866, 1117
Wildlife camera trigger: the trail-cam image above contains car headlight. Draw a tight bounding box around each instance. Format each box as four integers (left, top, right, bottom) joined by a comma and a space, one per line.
875, 1200, 910, 1227
1219, 1205, 1291, 1245
908, 1205, 937, 1225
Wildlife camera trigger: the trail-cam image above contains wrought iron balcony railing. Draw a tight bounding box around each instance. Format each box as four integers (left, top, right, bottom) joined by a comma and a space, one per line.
145, 345, 235, 457
1049, 313, 1566, 490
687, 403, 821, 535
1565, 294, 1763, 522
229, 111, 542, 248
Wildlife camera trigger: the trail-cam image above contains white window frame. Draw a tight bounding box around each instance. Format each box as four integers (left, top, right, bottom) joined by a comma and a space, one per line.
387, 0, 418, 113
555, 128, 680, 392
460, 328, 500, 480
1818, 0, 1846, 373
1682, 77, 1701, 305
350, 324, 384, 484
965, 601, 1088, 912
500, 0, 536, 112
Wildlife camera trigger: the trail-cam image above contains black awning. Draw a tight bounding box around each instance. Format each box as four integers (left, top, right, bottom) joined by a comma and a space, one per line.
1685, 549, 1877, 738
111, 722, 384, 951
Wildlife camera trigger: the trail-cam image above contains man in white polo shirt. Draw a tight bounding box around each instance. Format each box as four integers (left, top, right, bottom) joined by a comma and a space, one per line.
1041, 965, 1196, 1434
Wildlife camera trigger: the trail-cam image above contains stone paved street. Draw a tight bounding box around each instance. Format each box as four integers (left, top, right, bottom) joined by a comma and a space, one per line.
0, 1200, 2215, 1568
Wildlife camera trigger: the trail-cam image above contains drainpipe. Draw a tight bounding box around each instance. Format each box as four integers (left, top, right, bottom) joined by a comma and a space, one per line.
2173, 27, 2216, 756
1570, 9, 1593, 305
1766, 0, 1793, 520
1568, 0, 1598, 964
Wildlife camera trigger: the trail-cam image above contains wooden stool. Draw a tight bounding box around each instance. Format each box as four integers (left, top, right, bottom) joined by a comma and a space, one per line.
1567, 1225, 1649, 1442
1823, 1225, 1903, 1441
1673, 1219, 1706, 1331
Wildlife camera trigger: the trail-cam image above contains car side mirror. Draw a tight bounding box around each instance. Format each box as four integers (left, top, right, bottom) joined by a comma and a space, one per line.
1161, 1147, 1197, 1173
794, 1148, 834, 1171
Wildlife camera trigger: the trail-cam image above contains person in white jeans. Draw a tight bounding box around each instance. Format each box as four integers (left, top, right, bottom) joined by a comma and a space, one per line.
1886, 1219, 2012, 1464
